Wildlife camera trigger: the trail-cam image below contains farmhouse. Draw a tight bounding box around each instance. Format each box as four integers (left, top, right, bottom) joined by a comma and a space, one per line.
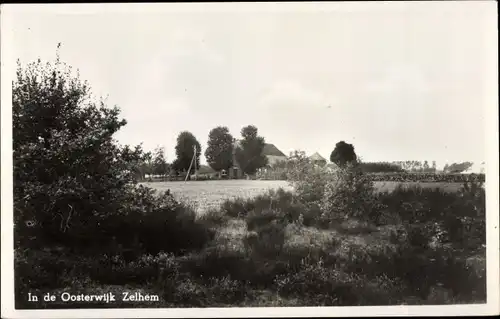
262, 143, 288, 166
309, 152, 327, 166
228, 139, 287, 179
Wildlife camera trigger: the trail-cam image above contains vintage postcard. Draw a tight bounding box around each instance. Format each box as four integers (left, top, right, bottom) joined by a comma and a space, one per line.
1, 2, 499, 318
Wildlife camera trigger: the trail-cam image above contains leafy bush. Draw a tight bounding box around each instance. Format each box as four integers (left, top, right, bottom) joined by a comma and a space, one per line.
319, 163, 383, 226
13, 52, 214, 257
244, 220, 287, 258
376, 182, 485, 251
13, 53, 151, 249
286, 151, 335, 204
220, 197, 252, 218
274, 258, 362, 306
197, 208, 231, 228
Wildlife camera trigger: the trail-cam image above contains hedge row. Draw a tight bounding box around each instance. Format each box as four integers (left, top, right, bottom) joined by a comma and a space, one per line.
258, 172, 485, 183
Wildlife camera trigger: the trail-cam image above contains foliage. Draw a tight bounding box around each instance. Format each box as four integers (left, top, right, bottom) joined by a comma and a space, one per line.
152, 146, 169, 177
205, 126, 234, 172
172, 131, 201, 174
14, 50, 486, 309
12, 51, 147, 248
359, 162, 405, 173
286, 150, 335, 205
368, 173, 485, 183
320, 163, 382, 225
234, 125, 268, 175
330, 141, 357, 167
136, 151, 153, 181
393, 160, 437, 173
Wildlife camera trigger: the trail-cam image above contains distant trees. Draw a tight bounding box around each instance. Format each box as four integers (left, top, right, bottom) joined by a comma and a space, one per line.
205, 126, 234, 172
393, 161, 436, 173
172, 131, 201, 175
330, 141, 357, 167
359, 162, 405, 173
152, 146, 169, 178
444, 162, 474, 174
234, 125, 268, 175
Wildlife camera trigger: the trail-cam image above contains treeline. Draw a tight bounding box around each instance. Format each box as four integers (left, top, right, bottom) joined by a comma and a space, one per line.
258, 172, 485, 183
359, 162, 405, 173
137, 125, 269, 181
368, 172, 485, 183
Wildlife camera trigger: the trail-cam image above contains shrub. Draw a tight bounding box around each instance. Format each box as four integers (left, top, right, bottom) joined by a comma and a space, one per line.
244, 220, 287, 258
178, 246, 251, 281
319, 163, 382, 226
197, 208, 231, 228
245, 209, 287, 231
274, 258, 362, 306
286, 151, 335, 204
13, 53, 150, 250
12, 53, 215, 305
220, 197, 252, 218
65, 186, 215, 256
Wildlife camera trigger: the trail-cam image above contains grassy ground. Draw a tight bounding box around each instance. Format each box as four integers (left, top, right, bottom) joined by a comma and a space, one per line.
16, 180, 485, 308
143, 180, 465, 214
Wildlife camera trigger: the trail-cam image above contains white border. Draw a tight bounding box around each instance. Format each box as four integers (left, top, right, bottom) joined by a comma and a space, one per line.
1, 2, 499, 318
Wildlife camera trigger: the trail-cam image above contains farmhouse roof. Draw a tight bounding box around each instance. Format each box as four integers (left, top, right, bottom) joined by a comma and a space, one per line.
233, 140, 286, 157
309, 152, 326, 162
197, 165, 216, 174
262, 144, 287, 157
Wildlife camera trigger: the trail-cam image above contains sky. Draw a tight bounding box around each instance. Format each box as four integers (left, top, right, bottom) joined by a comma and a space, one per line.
4, 2, 497, 168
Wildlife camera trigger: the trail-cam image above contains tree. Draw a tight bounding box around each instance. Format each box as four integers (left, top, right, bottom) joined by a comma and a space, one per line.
13, 50, 146, 246
152, 146, 169, 178
204, 126, 234, 172
173, 131, 201, 174
329, 141, 357, 167
234, 125, 268, 175
135, 151, 153, 181
423, 160, 430, 173
432, 161, 437, 173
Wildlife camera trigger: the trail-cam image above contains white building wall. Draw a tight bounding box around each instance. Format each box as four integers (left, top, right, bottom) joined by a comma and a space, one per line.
266, 155, 287, 166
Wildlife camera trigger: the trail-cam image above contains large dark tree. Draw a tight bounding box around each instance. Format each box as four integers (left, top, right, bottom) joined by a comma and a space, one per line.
330, 141, 357, 167
173, 131, 201, 174
234, 125, 268, 175
204, 126, 234, 172
12, 51, 146, 246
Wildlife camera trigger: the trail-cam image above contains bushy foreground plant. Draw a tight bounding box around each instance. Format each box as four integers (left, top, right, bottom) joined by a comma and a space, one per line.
319, 163, 383, 226
286, 151, 335, 204
13, 52, 216, 307
13, 52, 214, 254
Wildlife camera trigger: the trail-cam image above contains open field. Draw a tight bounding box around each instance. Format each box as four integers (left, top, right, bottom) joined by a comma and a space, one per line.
142, 180, 466, 214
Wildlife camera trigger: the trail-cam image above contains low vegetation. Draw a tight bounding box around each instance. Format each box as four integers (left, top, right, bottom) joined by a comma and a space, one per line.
16, 166, 486, 308
13, 52, 486, 308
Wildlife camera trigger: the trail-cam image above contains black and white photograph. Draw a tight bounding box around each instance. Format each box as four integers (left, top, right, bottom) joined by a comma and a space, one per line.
1, 2, 499, 318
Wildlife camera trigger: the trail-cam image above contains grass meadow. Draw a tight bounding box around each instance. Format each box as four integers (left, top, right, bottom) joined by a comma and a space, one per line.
142, 180, 465, 214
